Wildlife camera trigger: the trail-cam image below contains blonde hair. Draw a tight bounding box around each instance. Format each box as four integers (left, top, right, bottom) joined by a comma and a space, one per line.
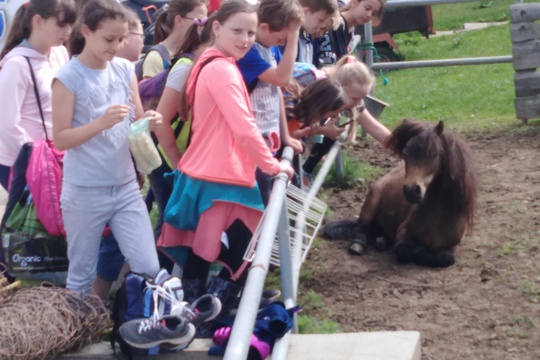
325, 55, 375, 143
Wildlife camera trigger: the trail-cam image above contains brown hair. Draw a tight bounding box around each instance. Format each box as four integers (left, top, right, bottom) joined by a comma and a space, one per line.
178, 0, 257, 121
1, 0, 77, 59
68, 0, 128, 56
173, 13, 215, 58
340, 0, 386, 27
258, 0, 303, 32
298, 0, 337, 16
124, 7, 142, 32
153, 0, 207, 45
290, 78, 345, 126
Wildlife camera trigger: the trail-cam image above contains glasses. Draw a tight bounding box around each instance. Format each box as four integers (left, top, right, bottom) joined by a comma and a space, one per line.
129, 32, 145, 41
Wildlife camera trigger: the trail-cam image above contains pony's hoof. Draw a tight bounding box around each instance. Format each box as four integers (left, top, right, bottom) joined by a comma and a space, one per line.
375, 237, 389, 251
348, 241, 365, 255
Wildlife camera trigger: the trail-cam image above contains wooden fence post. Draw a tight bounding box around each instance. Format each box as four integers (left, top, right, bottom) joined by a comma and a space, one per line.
510, 3, 540, 124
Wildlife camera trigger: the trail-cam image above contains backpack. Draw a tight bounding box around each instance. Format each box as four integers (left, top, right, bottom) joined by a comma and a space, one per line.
134, 44, 171, 82
110, 271, 188, 357
139, 53, 195, 112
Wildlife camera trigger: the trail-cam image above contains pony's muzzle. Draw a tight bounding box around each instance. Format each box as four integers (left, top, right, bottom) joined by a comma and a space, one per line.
403, 184, 423, 203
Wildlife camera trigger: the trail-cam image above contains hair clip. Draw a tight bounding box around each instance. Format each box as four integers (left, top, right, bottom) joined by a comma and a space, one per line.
194, 17, 208, 27
23, 2, 29, 9
345, 56, 355, 64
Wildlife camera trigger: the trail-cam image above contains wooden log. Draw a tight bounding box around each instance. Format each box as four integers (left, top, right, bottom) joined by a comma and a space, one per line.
512, 40, 540, 70
514, 71, 540, 98
515, 95, 540, 120
511, 23, 540, 43
510, 4, 540, 23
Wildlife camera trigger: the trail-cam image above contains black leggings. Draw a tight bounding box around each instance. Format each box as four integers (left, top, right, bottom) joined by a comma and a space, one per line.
182, 219, 252, 285
302, 136, 335, 174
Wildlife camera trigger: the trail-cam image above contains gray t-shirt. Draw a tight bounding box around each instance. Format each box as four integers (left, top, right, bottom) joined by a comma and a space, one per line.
55, 57, 136, 186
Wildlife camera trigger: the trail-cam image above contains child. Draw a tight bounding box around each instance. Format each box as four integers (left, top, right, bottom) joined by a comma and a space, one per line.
116, 8, 145, 62
296, 55, 391, 182
52, 0, 162, 294
236, 0, 304, 204
157, 0, 294, 325
0, 0, 76, 191
313, 0, 385, 68
142, 0, 207, 79
295, 0, 338, 63
155, 14, 215, 168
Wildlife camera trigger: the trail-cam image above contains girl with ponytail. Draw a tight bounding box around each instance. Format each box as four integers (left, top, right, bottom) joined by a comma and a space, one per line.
0, 0, 76, 190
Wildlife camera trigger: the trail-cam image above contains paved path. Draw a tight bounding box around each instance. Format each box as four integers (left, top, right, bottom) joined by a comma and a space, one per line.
433, 21, 507, 37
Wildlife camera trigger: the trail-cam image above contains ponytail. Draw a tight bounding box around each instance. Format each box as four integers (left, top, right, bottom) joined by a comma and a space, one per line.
153, 0, 207, 45
1, 0, 76, 59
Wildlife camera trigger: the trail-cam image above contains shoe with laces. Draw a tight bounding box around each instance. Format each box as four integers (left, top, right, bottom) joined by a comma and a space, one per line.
119, 315, 196, 349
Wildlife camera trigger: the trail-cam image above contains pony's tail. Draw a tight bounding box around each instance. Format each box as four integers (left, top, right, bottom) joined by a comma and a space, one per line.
321, 219, 358, 240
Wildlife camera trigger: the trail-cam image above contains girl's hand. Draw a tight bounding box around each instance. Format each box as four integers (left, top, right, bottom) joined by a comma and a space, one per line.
279, 163, 295, 181
144, 110, 163, 132
283, 135, 304, 154
99, 104, 130, 130
319, 117, 345, 141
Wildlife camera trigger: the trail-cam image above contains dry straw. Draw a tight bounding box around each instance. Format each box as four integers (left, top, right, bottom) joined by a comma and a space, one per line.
0, 284, 111, 360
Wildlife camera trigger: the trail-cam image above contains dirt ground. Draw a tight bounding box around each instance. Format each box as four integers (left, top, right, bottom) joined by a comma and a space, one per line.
300, 125, 540, 360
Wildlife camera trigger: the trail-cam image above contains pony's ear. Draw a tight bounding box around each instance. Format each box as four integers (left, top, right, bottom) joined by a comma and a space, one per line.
435, 121, 444, 136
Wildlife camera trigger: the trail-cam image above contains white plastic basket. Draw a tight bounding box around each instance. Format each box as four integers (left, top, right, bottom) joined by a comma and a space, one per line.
243, 184, 327, 267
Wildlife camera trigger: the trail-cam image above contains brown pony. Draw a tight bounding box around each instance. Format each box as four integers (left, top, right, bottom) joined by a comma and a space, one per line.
322, 119, 478, 267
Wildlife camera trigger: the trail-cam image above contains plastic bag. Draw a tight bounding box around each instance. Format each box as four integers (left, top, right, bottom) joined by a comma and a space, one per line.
129, 117, 162, 174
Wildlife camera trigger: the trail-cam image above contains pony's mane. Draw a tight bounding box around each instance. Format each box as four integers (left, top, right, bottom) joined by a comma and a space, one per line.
385, 118, 478, 232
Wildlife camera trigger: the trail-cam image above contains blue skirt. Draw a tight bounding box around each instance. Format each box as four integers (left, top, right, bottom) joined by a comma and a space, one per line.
163, 169, 265, 231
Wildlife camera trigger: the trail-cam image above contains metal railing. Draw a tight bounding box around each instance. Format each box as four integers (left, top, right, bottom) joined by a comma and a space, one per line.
224, 1, 521, 358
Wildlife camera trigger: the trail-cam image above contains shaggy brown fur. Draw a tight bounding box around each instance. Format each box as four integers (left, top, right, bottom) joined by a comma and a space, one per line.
323, 119, 478, 267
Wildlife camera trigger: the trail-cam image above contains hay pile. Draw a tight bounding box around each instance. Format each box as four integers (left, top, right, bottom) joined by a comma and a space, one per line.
0, 285, 111, 360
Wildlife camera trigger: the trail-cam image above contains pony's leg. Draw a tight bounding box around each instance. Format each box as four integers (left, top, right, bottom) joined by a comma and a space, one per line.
348, 187, 383, 255
394, 229, 456, 268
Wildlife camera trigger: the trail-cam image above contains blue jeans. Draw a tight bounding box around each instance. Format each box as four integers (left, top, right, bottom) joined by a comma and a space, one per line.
96, 232, 125, 282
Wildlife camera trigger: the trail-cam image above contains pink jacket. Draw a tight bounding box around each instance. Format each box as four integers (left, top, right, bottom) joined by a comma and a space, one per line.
0, 44, 69, 166
178, 48, 281, 187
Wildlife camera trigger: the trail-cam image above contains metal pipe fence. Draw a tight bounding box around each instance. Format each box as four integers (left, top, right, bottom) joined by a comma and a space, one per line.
224, 1, 520, 358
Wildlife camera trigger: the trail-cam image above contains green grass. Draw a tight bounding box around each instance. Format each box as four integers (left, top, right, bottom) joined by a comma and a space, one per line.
373, 24, 519, 132
432, 0, 537, 31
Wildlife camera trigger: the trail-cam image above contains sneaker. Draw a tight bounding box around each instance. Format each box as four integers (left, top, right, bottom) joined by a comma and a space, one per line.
170, 294, 221, 327
119, 315, 196, 349
189, 294, 222, 327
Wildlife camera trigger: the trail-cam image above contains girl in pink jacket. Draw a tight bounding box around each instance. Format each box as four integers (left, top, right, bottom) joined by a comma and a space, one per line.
0, 0, 76, 190
157, 0, 294, 325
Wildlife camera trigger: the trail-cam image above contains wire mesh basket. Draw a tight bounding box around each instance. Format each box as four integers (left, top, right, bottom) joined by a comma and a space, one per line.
243, 184, 327, 267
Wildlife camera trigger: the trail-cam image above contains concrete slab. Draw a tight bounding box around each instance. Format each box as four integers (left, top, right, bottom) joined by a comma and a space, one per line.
59, 331, 421, 360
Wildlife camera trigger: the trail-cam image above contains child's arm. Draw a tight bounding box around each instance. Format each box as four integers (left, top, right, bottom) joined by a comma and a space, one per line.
356, 108, 390, 144
155, 86, 182, 167
258, 21, 301, 87
278, 89, 303, 153
52, 79, 130, 151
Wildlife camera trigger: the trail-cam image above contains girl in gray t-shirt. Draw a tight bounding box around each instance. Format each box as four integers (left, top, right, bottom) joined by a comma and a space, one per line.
52, 0, 162, 294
